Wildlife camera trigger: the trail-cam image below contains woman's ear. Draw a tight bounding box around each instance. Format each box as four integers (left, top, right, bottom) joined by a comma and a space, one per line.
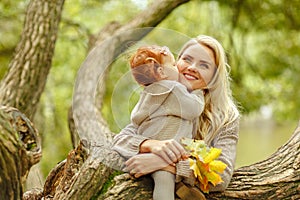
157, 67, 167, 79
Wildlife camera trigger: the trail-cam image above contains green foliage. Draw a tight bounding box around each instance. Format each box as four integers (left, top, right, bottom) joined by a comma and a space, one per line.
0, 0, 29, 79
102, 54, 142, 133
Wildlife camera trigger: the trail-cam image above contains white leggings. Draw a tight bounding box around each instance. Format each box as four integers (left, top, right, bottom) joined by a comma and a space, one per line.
151, 170, 175, 200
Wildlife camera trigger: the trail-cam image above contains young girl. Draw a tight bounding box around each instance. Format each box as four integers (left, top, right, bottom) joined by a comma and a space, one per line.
113, 45, 205, 200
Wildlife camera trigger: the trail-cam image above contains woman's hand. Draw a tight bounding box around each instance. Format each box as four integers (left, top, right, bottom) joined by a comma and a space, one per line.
162, 165, 176, 174
124, 153, 169, 178
140, 139, 188, 164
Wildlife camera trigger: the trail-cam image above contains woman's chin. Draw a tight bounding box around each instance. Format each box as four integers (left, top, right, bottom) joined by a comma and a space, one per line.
178, 74, 190, 88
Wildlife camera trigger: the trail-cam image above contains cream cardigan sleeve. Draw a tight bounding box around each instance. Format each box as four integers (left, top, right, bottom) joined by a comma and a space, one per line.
111, 123, 149, 159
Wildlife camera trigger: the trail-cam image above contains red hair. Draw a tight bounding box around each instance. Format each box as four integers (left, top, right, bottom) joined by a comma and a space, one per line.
130, 45, 165, 86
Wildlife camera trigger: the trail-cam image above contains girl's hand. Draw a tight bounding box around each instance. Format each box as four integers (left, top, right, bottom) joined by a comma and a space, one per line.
140, 139, 188, 164
124, 153, 169, 178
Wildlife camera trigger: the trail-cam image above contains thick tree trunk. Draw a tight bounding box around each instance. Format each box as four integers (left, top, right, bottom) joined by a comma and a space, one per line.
0, 0, 64, 197
0, 106, 41, 199
0, 0, 65, 120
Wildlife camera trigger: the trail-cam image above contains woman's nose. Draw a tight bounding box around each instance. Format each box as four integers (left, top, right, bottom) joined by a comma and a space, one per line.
187, 63, 197, 72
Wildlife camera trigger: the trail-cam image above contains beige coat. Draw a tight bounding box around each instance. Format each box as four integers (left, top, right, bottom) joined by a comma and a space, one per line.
131, 80, 204, 141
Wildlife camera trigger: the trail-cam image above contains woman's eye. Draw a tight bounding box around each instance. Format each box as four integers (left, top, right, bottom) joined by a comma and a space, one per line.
199, 63, 209, 69
182, 57, 192, 63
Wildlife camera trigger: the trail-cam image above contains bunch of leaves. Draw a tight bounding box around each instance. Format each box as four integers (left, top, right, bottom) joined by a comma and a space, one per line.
181, 138, 227, 193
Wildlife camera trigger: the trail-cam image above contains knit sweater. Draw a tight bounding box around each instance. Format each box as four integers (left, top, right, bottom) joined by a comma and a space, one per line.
131, 80, 204, 141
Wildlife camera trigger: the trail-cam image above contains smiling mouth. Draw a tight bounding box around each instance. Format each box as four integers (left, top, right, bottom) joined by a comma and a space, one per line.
183, 73, 198, 80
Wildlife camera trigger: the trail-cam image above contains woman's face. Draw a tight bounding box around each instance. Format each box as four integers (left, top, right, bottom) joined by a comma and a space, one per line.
177, 43, 217, 91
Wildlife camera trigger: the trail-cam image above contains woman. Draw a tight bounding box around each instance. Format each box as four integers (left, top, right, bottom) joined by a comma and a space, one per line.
112, 35, 239, 198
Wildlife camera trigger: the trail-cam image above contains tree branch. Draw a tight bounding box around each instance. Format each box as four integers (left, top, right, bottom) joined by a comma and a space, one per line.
0, 0, 65, 120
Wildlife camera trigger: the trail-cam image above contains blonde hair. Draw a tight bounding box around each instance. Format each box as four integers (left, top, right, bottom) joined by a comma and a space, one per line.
179, 35, 239, 143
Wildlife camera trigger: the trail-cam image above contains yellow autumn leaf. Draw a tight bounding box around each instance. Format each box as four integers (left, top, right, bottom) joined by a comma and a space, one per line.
196, 160, 209, 174
198, 176, 209, 193
204, 147, 222, 163
182, 138, 228, 193
205, 171, 223, 186
209, 160, 227, 173
190, 151, 200, 160
200, 184, 209, 193
189, 158, 201, 179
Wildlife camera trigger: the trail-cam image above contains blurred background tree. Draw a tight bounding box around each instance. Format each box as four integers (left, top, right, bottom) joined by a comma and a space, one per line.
0, 0, 299, 185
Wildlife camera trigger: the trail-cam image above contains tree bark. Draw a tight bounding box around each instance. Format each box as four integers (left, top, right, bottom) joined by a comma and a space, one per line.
0, 0, 65, 120
0, 106, 41, 200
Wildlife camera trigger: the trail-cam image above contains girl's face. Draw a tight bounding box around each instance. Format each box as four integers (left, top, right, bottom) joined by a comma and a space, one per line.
160, 48, 179, 81
177, 43, 217, 91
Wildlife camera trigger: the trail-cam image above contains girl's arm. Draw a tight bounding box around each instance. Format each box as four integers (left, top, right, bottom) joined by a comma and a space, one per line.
172, 82, 204, 120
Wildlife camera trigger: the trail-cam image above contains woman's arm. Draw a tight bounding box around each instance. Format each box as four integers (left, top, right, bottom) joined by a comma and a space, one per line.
140, 139, 188, 164
112, 123, 188, 164
111, 123, 149, 159
209, 118, 239, 191
174, 118, 239, 191
125, 153, 171, 178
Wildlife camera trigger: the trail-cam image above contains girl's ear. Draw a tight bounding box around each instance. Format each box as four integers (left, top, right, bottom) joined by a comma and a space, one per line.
157, 67, 167, 79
